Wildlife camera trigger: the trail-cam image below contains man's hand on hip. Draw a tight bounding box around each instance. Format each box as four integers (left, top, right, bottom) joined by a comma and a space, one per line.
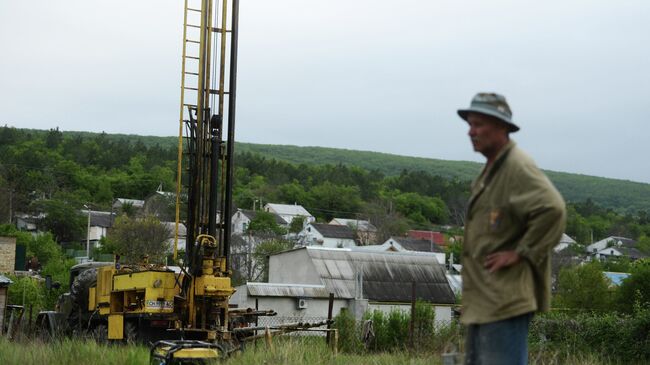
484, 250, 521, 273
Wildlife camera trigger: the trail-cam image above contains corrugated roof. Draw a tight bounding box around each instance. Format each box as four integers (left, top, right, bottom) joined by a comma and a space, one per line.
82, 210, 116, 228
330, 218, 377, 232
247, 283, 331, 298
390, 237, 444, 253
311, 223, 356, 240
239, 209, 288, 225
265, 203, 313, 217
0, 275, 14, 286
304, 247, 455, 304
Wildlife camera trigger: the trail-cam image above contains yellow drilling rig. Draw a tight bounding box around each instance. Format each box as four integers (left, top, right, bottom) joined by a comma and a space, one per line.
37, 0, 259, 351
36, 2, 328, 361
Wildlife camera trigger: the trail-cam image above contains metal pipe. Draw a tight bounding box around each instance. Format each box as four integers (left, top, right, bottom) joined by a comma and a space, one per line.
222, 0, 239, 270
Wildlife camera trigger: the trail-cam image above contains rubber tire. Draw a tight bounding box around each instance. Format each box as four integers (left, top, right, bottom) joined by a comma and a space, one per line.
68, 268, 98, 333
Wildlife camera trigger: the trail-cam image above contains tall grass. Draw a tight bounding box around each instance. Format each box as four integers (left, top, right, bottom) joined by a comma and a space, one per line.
0, 336, 629, 365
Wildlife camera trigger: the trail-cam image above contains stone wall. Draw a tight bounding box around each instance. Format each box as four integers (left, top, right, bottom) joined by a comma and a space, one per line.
0, 236, 16, 273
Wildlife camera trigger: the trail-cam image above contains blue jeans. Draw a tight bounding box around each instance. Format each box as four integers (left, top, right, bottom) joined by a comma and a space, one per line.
465, 312, 533, 365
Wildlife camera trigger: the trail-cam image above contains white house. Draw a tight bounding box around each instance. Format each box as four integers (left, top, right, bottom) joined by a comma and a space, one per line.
230, 246, 456, 325
586, 236, 635, 254
231, 209, 288, 235
329, 218, 377, 245
161, 221, 187, 253
264, 203, 315, 226
554, 233, 577, 252
300, 223, 357, 248
80, 210, 116, 248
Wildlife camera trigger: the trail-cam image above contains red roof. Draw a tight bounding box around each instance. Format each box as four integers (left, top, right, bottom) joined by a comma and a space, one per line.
407, 230, 445, 246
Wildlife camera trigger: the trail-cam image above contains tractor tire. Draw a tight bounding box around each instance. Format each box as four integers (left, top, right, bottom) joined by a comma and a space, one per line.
68, 268, 97, 334
91, 323, 108, 344
124, 320, 139, 345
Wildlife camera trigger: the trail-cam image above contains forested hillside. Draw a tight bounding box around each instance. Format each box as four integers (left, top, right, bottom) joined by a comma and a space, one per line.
3, 126, 650, 246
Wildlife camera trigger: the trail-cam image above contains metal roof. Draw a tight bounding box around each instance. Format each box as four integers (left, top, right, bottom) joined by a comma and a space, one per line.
238, 209, 288, 225
329, 218, 377, 232
246, 283, 331, 298
0, 275, 13, 286
303, 247, 455, 304
310, 223, 356, 240
264, 203, 313, 218
389, 237, 444, 253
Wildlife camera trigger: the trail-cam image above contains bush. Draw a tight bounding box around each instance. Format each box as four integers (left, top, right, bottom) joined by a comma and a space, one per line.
530, 311, 650, 362
334, 301, 461, 354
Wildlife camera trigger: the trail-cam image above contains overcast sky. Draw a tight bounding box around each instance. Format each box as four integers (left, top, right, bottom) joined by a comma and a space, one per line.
1, 1, 649, 183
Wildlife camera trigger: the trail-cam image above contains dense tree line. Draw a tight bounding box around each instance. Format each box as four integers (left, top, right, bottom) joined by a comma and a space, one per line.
3, 126, 650, 247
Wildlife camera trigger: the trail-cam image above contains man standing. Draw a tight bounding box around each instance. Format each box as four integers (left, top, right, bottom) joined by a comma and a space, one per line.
458, 93, 566, 365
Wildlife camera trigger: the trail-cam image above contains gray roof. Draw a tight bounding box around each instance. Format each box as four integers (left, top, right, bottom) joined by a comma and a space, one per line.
390, 237, 444, 253
330, 218, 377, 232
311, 223, 356, 240
84, 210, 116, 228
0, 275, 12, 286
246, 283, 331, 298
304, 247, 454, 304
239, 209, 288, 225
265, 203, 313, 217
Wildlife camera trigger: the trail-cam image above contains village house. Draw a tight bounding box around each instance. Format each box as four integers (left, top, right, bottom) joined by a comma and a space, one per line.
407, 230, 446, 247
329, 218, 377, 245
230, 246, 456, 325
380, 236, 446, 264
231, 209, 288, 235
264, 203, 315, 227
586, 236, 635, 254
299, 223, 357, 248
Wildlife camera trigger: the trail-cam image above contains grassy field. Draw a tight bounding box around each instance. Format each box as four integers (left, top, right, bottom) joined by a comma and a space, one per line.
0, 337, 635, 365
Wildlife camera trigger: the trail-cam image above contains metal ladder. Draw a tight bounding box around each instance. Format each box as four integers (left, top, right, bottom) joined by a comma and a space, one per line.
174, 0, 239, 261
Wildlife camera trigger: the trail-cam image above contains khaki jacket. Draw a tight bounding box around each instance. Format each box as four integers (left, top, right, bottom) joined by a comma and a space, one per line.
461, 141, 566, 324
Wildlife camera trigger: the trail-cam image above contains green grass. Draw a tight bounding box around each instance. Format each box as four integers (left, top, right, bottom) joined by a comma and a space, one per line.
0, 336, 634, 365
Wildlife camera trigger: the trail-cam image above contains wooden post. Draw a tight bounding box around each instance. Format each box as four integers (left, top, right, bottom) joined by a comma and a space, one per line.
326, 293, 334, 345
264, 326, 274, 353
332, 329, 339, 356
409, 281, 416, 349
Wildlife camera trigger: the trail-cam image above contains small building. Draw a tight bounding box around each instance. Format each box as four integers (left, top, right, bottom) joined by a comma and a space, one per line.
231, 247, 455, 325
300, 223, 357, 248
80, 210, 116, 246
595, 245, 648, 261
264, 203, 315, 226
231, 209, 288, 235
407, 230, 446, 247
329, 218, 377, 245
0, 237, 17, 273
0, 275, 12, 334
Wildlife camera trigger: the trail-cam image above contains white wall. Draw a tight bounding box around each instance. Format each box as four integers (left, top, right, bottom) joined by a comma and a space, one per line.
269, 250, 321, 285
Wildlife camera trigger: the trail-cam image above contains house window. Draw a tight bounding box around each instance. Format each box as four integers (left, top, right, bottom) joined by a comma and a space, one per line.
243, 223, 248, 231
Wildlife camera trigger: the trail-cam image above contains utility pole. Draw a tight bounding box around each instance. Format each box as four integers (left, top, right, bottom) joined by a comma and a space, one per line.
84, 204, 91, 260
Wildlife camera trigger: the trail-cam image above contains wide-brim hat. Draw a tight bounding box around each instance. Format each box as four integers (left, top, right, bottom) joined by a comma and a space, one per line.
457, 92, 519, 132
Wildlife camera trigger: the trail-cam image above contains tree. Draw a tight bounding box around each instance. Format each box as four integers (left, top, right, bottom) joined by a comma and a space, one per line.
36, 199, 85, 242
106, 215, 171, 264
289, 215, 306, 233
616, 259, 650, 313
554, 262, 612, 312
247, 211, 287, 236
